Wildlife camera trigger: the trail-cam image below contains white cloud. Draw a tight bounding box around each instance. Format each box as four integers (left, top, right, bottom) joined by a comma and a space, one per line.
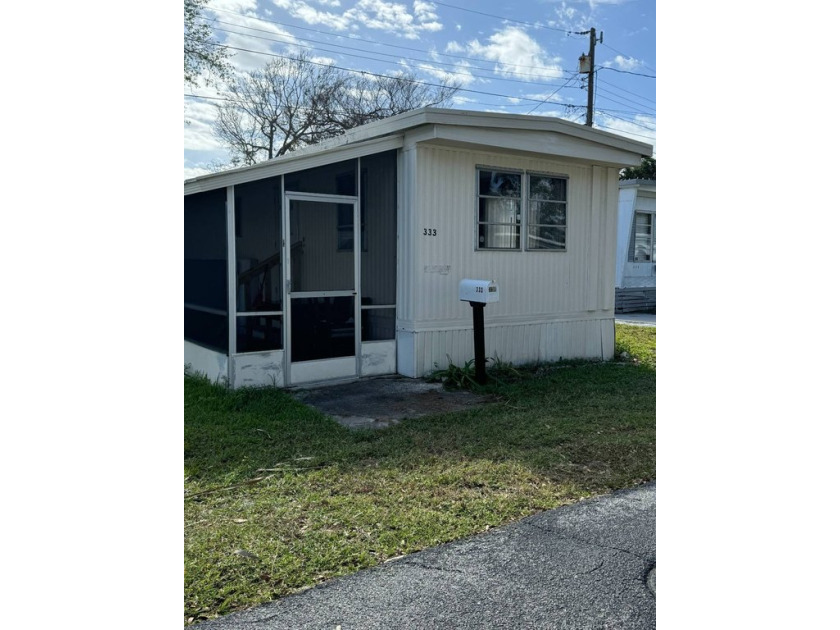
346, 0, 442, 39
206, 2, 302, 73
208, 0, 259, 13
463, 27, 564, 82
184, 165, 215, 180
605, 55, 641, 71
413, 0, 437, 22
271, 0, 443, 39
274, 0, 353, 30
413, 59, 476, 86
184, 99, 222, 152
451, 95, 477, 106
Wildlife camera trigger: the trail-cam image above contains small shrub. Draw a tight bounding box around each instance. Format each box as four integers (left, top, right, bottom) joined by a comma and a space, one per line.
429, 355, 480, 389
429, 354, 522, 390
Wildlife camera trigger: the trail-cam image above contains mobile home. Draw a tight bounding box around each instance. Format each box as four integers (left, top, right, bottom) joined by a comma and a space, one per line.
184, 108, 653, 387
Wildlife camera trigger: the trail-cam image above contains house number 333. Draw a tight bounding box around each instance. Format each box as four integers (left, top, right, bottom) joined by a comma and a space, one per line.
423, 228, 438, 236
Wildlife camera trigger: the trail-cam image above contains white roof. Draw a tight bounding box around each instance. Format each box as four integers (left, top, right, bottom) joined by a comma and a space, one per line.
185, 107, 654, 194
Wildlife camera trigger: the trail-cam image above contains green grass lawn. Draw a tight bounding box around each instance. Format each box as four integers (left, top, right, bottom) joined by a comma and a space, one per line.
184, 324, 655, 624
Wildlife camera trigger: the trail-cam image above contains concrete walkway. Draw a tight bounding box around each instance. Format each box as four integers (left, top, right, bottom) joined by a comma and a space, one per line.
195, 482, 656, 629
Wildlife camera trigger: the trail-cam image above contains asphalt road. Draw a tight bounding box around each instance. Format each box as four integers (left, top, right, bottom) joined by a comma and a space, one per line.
195, 482, 656, 630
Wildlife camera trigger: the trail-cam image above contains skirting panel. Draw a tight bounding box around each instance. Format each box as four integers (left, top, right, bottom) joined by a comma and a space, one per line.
615, 288, 656, 313
361, 340, 397, 377
185, 341, 228, 385
409, 317, 615, 377
232, 351, 285, 388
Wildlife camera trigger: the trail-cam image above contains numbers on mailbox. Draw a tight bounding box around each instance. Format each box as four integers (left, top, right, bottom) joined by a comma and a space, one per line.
423, 228, 437, 236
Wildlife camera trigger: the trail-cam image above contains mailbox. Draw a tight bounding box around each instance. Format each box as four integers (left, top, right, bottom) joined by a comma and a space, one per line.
459, 279, 499, 304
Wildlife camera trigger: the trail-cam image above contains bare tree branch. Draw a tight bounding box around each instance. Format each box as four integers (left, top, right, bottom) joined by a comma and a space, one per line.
213, 52, 461, 166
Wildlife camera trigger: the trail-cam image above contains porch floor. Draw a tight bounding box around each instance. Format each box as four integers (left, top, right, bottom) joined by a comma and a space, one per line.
290, 376, 491, 430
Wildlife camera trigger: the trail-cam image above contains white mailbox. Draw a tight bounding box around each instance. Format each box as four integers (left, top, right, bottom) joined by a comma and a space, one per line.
459, 279, 499, 303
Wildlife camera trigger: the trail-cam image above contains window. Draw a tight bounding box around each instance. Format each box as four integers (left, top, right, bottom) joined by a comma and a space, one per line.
629, 212, 655, 262
527, 174, 567, 250
476, 168, 568, 251
477, 169, 521, 249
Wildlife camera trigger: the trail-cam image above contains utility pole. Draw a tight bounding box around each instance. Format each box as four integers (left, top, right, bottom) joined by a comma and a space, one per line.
578, 28, 603, 127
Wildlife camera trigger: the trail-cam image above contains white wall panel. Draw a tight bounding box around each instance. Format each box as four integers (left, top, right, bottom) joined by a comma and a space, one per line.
407, 144, 616, 323
185, 341, 228, 385
361, 341, 397, 376
232, 351, 285, 388
396, 143, 619, 377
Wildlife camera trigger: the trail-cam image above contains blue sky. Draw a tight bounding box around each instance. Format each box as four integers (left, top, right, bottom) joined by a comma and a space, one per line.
184, 0, 656, 179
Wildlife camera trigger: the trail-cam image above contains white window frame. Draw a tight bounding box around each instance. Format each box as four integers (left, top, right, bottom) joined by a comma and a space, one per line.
475, 167, 569, 252
525, 171, 568, 252
629, 211, 655, 263
475, 167, 523, 251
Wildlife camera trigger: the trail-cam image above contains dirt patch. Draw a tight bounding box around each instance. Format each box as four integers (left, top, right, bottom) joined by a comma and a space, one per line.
291, 376, 492, 430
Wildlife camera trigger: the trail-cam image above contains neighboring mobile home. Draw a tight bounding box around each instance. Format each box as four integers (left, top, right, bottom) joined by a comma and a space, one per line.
615, 179, 656, 313
184, 108, 653, 388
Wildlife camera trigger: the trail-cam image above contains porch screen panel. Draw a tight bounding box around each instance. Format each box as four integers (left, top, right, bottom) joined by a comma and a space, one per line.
360, 151, 397, 341
184, 188, 228, 352
234, 176, 283, 352
289, 201, 354, 292
284, 159, 357, 196
234, 178, 282, 313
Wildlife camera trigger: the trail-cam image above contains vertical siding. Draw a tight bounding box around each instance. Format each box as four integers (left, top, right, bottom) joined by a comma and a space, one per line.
411, 145, 612, 322
401, 144, 618, 376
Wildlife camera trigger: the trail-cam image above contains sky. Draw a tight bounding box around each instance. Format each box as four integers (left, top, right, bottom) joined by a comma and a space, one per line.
184, 0, 656, 179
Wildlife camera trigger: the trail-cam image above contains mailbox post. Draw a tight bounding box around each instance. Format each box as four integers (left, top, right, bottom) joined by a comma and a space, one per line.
459, 279, 499, 385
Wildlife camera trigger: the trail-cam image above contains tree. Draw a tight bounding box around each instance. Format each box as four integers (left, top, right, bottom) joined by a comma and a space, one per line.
214, 53, 460, 166
184, 0, 232, 88
620, 157, 656, 180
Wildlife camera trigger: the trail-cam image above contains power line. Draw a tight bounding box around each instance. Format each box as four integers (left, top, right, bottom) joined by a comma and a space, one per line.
596, 92, 655, 117
186, 44, 576, 109
429, 1, 580, 34
208, 22, 574, 87
597, 111, 657, 131
598, 77, 656, 105
593, 105, 657, 117
208, 7, 576, 75
596, 85, 656, 115
186, 92, 593, 115
596, 123, 655, 142
600, 42, 656, 73
527, 75, 580, 114
598, 66, 656, 79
